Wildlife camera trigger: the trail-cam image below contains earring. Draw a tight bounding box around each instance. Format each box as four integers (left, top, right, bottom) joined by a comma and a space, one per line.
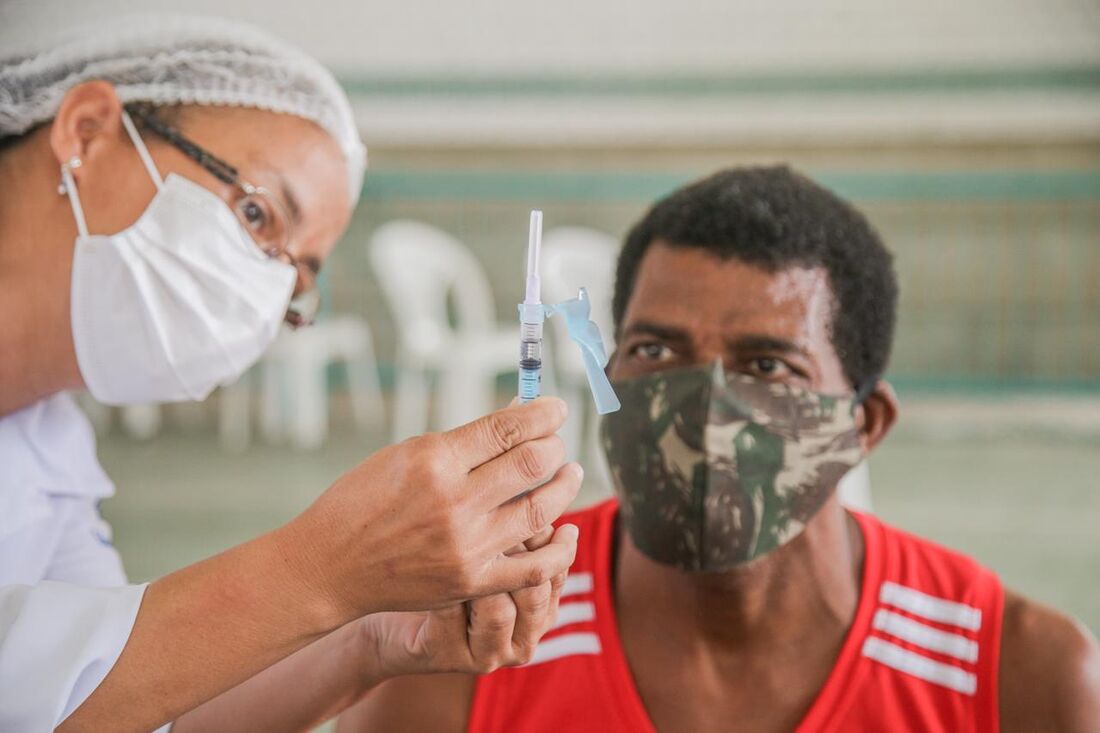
57, 155, 82, 195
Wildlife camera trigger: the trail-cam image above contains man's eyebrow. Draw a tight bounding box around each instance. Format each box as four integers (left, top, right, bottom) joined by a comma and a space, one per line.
622, 320, 692, 342
730, 334, 811, 359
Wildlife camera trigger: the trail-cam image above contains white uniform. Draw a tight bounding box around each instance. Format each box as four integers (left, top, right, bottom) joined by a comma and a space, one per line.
0, 393, 148, 730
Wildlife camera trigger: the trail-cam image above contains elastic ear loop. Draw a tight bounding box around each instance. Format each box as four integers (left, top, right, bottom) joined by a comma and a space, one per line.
59, 162, 89, 238
119, 109, 164, 191
60, 110, 164, 237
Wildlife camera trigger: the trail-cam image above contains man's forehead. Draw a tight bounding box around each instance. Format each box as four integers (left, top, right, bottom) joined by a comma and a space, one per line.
623, 242, 834, 338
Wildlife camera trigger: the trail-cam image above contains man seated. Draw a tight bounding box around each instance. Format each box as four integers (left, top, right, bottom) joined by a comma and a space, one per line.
338, 167, 1100, 732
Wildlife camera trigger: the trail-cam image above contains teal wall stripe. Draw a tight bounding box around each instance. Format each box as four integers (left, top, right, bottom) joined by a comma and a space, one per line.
360, 170, 1100, 203
348, 363, 1100, 396
888, 376, 1100, 396
339, 67, 1100, 98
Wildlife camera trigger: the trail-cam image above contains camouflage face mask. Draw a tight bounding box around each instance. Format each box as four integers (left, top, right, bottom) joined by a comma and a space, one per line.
600, 360, 863, 571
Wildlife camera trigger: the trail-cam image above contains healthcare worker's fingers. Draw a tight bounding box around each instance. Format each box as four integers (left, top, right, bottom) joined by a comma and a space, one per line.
469, 433, 567, 507
472, 527, 576, 669
507, 524, 555, 556
444, 397, 567, 471
516, 527, 572, 651
467, 594, 520, 671
548, 567, 567, 613
483, 522, 579, 599
526, 525, 555, 549
509, 580, 555, 663
488, 462, 583, 553
367, 563, 565, 678
281, 398, 578, 624
509, 525, 572, 663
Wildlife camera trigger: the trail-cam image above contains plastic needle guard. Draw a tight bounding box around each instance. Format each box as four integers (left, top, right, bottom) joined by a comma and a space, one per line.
544, 287, 621, 415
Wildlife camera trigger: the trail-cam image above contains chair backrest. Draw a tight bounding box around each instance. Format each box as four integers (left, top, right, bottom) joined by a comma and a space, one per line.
368, 220, 498, 358
540, 227, 620, 380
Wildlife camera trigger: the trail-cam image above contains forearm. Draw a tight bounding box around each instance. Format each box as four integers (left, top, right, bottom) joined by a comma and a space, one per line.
58, 526, 342, 733
173, 620, 382, 733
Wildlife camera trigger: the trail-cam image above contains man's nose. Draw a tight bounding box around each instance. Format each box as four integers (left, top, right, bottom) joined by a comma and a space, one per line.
691, 348, 732, 373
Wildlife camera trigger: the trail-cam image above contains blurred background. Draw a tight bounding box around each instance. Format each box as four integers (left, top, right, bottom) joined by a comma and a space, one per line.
3, 0, 1098, 645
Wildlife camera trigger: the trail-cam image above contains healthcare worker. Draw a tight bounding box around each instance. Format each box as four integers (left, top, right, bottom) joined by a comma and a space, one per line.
0, 15, 582, 732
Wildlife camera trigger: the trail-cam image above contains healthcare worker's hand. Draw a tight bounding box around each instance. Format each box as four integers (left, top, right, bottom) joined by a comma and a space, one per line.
166, 525, 576, 733
278, 397, 583, 625
359, 523, 576, 677
62, 399, 580, 733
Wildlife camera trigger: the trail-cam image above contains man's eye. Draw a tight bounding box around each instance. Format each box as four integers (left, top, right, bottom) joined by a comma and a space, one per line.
748, 357, 789, 378
630, 342, 674, 363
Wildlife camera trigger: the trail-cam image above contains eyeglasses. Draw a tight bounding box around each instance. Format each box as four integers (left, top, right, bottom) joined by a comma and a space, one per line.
125, 104, 319, 328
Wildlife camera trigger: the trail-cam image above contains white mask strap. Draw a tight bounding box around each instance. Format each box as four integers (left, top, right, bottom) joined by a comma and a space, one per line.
120, 110, 164, 191
60, 160, 89, 238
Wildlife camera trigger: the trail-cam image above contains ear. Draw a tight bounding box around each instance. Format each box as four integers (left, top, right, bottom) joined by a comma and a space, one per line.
48, 81, 124, 175
855, 379, 899, 454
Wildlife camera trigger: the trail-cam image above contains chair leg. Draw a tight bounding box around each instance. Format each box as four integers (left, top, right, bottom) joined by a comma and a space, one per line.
545, 368, 583, 463
392, 361, 430, 441
121, 404, 161, 441
437, 360, 494, 431
347, 328, 386, 432
289, 351, 328, 450
218, 371, 253, 453
259, 359, 284, 444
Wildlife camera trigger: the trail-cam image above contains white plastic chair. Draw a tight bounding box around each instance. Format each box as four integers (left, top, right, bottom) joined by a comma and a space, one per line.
539, 227, 619, 475
120, 404, 161, 440
218, 315, 384, 451
368, 220, 518, 440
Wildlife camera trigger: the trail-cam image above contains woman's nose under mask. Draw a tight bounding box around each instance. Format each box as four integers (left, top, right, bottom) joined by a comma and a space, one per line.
600, 360, 864, 572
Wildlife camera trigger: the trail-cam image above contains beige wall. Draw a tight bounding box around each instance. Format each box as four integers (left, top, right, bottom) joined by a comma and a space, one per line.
4, 0, 1097, 387
5, 0, 1099, 71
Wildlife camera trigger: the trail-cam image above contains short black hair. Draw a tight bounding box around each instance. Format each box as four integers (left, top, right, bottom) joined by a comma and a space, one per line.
613, 165, 898, 395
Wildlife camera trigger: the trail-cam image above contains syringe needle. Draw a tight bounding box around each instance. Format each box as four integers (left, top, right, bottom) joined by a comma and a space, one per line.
525, 210, 542, 305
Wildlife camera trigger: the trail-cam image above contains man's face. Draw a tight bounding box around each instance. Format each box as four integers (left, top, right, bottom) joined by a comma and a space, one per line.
609, 240, 851, 397
603, 240, 890, 568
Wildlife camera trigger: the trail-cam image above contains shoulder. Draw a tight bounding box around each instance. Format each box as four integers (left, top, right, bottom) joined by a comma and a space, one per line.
861, 512, 983, 570
336, 672, 476, 733
999, 589, 1100, 733
857, 512, 1000, 605
0, 392, 113, 499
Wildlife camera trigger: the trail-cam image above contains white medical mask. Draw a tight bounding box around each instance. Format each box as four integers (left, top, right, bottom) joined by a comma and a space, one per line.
61, 111, 297, 405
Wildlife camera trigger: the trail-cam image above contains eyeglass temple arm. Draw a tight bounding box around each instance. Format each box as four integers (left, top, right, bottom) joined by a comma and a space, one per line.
124, 105, 240, 187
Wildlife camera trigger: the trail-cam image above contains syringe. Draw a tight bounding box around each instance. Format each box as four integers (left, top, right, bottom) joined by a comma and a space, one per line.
517, 210, 544, 403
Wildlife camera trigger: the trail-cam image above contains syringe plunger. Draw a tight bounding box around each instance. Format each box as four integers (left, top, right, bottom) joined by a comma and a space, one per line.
519, 210, 544, 403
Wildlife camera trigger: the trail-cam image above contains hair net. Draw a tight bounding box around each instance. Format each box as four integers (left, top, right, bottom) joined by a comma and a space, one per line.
0, 13, 366, 202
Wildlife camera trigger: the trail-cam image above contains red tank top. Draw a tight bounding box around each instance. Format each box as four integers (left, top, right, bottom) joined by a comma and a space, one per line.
469, 499, 1004, 732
